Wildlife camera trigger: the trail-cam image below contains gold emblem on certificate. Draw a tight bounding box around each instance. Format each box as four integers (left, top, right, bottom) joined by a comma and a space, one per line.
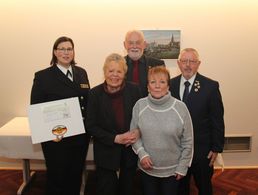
52, 125, 67, 142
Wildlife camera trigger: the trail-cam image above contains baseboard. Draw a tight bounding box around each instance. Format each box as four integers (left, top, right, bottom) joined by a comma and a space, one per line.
0, 167, 46, 170
1, 166, 258, 171
215, 165, 258, 169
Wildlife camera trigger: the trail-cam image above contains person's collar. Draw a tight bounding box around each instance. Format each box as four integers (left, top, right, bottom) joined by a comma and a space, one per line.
148, 91, 171, 105
57, 64, 72, 75
181, 73, 197, 86
103, 81, 125, 96
127, 55, 145, 64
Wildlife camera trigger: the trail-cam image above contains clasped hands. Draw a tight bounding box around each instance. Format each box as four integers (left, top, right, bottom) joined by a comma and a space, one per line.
114, 128, 140, 146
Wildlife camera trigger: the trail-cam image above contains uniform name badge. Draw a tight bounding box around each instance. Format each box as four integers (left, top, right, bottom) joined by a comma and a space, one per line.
80, 83, 89, 88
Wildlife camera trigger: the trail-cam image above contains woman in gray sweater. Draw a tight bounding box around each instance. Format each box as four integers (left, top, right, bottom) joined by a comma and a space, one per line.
130, 66, 193, 195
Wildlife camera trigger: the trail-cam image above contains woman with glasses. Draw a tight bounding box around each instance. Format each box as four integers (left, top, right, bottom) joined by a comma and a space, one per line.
30, 36, 91, 195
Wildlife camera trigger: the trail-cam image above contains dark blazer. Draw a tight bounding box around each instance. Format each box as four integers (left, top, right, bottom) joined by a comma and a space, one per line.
86, 82, 141, 171
30, 64, 91, 145
125, 55, 165, 97
170, 73, 224, 162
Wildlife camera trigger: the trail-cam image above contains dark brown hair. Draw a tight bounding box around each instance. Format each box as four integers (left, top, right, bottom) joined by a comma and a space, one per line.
50, 36, 76, 66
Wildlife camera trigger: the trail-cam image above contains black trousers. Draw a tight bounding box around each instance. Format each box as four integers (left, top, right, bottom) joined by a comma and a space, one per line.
177, 157, 214, 195
41, 140, 89, 195
141, 171, 179, 195
96, 165, 137, 195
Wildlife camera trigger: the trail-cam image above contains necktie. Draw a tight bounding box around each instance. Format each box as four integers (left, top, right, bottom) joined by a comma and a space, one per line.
182, 81, 190, 102
132, 60, 139, 84
66, 70, 72, 81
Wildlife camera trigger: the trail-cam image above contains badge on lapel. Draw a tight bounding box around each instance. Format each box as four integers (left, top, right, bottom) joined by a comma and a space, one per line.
194, 80, 201, 92
80, 83, 89, 88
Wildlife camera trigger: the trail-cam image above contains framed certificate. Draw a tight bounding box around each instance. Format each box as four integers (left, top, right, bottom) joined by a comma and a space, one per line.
28, 97, 85, 144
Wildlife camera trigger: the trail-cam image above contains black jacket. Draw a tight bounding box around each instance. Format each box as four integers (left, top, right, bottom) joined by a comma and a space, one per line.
30, 64, 91, 146
170, 73, 224, 162
86, 82, 141, 170
125, 55, 165, 97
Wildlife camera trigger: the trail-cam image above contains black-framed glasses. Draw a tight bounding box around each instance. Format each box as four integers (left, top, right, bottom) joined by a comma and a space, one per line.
56, 47, 74, 53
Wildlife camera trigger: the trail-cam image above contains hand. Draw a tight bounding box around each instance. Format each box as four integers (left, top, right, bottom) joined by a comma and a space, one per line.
129, 128, 141, 143
175, 173, 184, 180
207, 151, 218, 167
53, 138, 61, 142
140, 156, 153, 170
53, 136, 63, 142
114, 131, 138, 145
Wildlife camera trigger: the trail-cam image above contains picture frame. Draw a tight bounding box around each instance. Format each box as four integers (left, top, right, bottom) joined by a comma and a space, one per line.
142, 30, 181, 59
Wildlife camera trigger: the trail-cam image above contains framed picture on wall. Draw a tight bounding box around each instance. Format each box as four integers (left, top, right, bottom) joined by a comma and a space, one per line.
142, 30, 181, 59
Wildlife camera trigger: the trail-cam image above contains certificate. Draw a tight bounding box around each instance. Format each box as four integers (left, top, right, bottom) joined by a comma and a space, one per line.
28, 97, 85, 144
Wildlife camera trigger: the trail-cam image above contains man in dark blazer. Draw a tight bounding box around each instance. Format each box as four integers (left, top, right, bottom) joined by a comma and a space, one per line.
170, 48, 225, 195
124, 30, 165, 97
31, 36, 91, 195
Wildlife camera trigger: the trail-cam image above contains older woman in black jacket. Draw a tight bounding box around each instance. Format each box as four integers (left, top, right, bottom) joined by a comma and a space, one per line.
86, 53, 141, 195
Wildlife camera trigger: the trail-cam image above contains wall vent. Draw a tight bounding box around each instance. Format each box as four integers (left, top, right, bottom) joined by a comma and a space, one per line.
223, 134, 252, 152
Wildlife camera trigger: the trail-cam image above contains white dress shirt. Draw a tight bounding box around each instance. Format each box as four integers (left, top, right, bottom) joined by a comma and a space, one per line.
179, 74, 196, 100
57, 64, 73, 81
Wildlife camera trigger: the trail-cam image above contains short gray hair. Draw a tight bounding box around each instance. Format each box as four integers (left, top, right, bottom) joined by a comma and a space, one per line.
125, 30, 145, 42
178, 48, 200, 61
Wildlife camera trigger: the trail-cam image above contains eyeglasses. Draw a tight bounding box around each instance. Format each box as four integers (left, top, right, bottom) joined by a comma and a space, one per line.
56, 47, 74, 53
179, 59, 199, 65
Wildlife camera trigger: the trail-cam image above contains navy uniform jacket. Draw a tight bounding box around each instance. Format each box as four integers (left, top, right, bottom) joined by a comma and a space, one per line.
86, 82, 141, 170
125, 55, 165, 97
30, 64, 91, 145
170, 73, 225, 162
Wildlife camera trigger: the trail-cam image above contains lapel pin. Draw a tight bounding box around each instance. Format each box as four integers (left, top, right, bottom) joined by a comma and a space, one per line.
194, 80, 200, 92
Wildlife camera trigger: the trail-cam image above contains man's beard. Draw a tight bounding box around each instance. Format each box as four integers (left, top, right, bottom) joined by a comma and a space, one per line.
128, 49, 143, 61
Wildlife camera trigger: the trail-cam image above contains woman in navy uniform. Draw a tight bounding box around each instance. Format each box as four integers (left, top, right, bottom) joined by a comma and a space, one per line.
30, 36, 90, 195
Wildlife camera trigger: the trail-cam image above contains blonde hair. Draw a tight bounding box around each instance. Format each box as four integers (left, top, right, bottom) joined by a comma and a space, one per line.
103, 53, 128, 74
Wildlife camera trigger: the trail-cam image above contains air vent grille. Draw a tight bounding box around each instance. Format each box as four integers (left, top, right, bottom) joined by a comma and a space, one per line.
224, 135, 251, 152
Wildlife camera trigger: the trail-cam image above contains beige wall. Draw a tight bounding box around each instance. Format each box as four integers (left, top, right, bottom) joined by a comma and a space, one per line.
1, 0, 258, 168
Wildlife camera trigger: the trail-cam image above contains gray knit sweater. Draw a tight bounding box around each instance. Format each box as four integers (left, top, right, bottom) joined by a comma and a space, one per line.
130, 92, 193, 177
